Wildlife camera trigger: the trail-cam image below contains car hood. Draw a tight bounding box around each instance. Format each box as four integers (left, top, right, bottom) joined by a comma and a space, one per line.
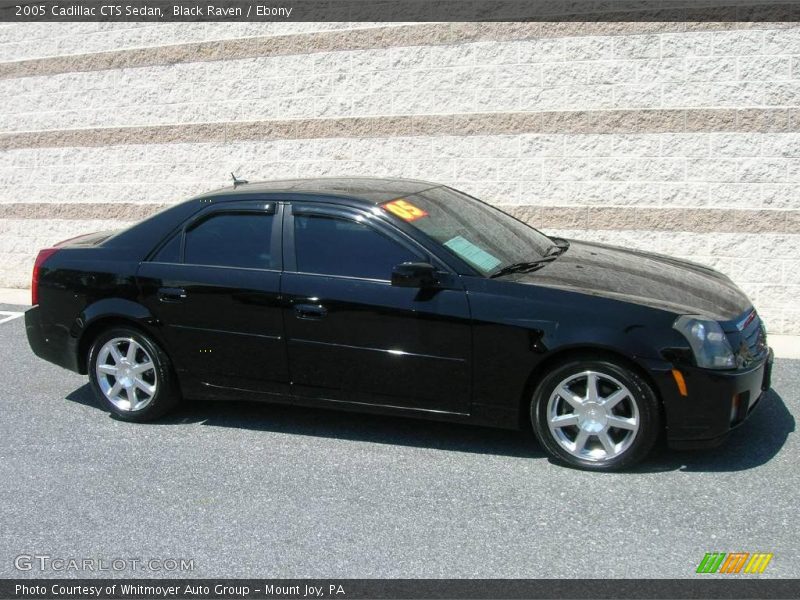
511, 239, 751, 320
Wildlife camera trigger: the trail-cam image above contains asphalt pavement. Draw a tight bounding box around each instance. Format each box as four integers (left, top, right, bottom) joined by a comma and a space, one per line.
0, 303, 797, 579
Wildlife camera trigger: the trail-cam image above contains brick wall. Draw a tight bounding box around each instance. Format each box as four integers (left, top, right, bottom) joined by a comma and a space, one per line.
0, 21, 798, 333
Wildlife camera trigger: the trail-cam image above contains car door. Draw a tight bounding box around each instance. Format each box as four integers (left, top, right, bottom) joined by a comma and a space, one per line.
137, 201, 289, 396
282, 202, 472, 414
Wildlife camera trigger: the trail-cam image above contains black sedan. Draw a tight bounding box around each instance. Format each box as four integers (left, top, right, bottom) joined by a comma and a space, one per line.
25, 178, 773, 470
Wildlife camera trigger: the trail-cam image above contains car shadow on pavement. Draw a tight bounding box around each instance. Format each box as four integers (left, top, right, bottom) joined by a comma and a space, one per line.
64, 383, 544, 460
640, 388, 795, 473
65, 385, 794, 471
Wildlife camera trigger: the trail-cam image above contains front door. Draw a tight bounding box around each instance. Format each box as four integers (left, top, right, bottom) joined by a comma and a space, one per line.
282, 203, 472, 414
137, 201, 288, 396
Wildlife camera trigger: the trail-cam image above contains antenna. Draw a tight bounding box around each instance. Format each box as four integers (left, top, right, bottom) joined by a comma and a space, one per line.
231, 172, 248, 188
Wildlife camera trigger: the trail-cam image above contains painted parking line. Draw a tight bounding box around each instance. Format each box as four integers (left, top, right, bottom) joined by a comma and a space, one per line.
0, 311, 24, 325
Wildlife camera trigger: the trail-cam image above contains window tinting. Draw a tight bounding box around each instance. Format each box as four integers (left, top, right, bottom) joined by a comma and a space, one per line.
152, 232, 181, 263
294, 215, 419, 279
184, 213, 273, 269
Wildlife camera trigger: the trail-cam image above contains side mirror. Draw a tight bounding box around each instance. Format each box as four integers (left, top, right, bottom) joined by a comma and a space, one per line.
391, 262, 438, 288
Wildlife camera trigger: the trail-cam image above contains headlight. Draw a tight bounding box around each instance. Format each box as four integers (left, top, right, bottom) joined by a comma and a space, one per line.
673, 315, 736, 369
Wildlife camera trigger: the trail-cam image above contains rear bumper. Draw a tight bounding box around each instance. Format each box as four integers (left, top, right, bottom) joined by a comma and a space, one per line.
652, 348, 773, 450
25, 305, 81, 373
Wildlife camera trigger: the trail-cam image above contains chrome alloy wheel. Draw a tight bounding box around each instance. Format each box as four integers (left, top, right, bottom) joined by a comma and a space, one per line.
95, 337, 158, 412
547, 370, 640, 462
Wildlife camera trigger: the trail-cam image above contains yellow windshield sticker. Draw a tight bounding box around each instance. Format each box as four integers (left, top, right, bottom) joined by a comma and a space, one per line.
382, 199, 429, 222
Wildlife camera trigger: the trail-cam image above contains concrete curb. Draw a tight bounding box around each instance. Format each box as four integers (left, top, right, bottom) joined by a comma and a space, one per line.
0, 288, 30, 306
768, 335, 800, 360
1, 287, 798, 359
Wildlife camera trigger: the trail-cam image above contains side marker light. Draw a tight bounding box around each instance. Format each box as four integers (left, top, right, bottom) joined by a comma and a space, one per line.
672, 369, 688, 397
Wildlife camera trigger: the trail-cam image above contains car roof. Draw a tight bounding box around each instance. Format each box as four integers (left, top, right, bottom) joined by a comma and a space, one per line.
196, 177, 441, 204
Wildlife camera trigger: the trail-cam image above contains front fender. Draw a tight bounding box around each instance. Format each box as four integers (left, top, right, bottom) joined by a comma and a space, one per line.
547, 323, 671, 364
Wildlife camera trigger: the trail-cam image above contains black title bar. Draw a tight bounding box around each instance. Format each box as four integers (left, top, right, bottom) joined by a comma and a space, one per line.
2, 579, 800, 600
1, 0, 800, 22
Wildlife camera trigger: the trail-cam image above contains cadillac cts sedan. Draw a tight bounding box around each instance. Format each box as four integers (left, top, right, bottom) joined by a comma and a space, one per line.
26, 178, 773, 470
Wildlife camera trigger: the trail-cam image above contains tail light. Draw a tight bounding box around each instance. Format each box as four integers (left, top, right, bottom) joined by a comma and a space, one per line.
31, 248, 59, 306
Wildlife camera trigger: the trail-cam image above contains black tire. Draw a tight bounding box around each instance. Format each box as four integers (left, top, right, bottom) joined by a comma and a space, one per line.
530, 357, 661, 471
87, 326, 180, 422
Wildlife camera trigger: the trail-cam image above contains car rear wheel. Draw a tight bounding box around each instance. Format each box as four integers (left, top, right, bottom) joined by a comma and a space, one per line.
530, 358, 661, 471
88, 326, 180, 421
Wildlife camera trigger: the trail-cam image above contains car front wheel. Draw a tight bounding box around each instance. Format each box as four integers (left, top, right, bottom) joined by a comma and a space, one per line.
531, 358, 661, 471
88, 326, 180, 421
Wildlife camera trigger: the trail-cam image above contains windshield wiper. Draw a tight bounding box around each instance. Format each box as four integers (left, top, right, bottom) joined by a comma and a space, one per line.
490, 238, 569, 279
489, 257, 557, 279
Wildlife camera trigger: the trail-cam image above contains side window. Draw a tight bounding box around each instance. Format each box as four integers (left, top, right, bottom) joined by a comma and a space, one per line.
184, 212, 273, 269
152, 232, 181, 263
294, 214, 420, 279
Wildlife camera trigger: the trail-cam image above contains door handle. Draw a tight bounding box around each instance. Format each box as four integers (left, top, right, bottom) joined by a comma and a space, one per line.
158, 287, 187, 303
294, 303, 327, 320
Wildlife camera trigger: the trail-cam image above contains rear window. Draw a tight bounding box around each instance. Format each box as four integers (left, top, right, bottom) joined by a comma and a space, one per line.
151, 212, 275, 269
184, 213, 274, 269
152, 233, 181, 263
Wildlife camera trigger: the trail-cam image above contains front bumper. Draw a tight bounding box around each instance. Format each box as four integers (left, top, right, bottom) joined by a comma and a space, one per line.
650, 348, 773, 450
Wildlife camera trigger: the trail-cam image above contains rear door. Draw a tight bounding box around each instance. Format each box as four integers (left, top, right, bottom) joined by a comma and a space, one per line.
137, 201, 288, 396
282, 202, 472, 414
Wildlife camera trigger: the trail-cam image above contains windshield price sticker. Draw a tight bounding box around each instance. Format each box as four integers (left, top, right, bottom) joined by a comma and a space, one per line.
382, 199, 429, 222
444, 236, 502, 272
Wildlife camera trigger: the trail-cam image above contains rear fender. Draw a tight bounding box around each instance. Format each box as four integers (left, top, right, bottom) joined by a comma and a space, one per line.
73, 298, 162, 373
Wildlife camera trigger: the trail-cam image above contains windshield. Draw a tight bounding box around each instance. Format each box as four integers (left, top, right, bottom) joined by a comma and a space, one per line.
381, 186, 555, 276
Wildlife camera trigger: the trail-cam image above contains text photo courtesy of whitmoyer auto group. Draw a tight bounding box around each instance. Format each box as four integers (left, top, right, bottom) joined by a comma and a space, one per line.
0, 1, 799, 599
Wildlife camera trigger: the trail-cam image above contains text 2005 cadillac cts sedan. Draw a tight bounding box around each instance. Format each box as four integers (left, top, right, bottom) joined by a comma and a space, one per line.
26, 177, 773, 470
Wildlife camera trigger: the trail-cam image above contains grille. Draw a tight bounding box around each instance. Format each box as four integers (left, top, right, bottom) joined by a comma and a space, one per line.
738, 310, 768, 363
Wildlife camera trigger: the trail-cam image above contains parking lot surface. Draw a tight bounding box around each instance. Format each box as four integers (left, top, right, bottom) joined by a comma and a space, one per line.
0, 303, 797, 578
